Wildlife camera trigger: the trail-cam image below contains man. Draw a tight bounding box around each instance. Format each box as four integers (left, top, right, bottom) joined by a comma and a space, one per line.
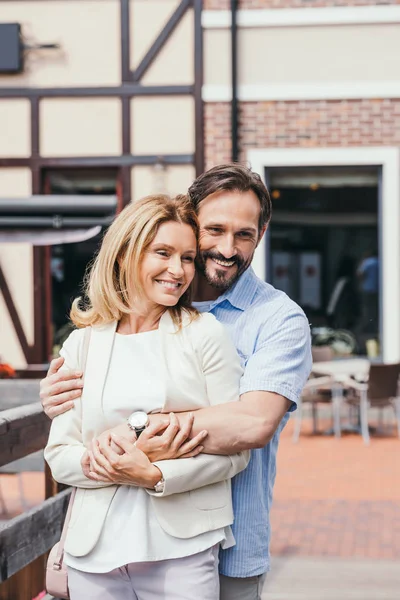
40, 163, 312, 599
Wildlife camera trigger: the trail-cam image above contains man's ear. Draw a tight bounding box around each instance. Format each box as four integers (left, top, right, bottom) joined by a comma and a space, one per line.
256, 224, 268, 247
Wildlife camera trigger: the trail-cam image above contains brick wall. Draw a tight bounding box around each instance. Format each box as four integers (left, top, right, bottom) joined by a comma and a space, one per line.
204, 0, 400, 9
205, 99, 400, 168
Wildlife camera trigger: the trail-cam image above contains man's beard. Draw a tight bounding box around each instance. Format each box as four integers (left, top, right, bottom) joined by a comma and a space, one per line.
196, 250, 251, 291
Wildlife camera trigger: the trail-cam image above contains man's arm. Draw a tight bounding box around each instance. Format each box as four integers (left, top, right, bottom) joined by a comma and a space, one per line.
152, 392, 291, 455
152, 306, 312, 455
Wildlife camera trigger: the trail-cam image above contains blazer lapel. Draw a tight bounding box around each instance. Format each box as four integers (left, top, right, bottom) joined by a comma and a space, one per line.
82, 321, 117, 437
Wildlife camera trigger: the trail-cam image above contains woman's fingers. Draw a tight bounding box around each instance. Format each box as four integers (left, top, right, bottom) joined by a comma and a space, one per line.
177, 430, 208, 457
160, 413, 180, 445
169, 413, 194, 450
141, 418, 170, 440
91, 439, 115, 475
178, 445, 204, 459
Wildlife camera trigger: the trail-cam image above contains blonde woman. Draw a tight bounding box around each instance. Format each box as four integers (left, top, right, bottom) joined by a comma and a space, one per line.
45, 194, 249, 600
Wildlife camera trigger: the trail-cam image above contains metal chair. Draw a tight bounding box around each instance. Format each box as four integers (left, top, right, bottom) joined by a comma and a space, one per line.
293, 375, 343, 442
343, 363, 400, 445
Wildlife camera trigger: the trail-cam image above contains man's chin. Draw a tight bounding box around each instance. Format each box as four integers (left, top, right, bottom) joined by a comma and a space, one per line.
204, 267, 239, 291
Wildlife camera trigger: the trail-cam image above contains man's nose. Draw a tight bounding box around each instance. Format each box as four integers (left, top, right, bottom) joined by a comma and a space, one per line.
218, 235, 237, 259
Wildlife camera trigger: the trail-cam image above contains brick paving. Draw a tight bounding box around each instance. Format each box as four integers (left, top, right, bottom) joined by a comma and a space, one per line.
271, 416, 400, 561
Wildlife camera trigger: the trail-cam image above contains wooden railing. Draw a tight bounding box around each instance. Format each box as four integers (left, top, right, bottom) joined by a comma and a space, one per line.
0, 403, 69, 600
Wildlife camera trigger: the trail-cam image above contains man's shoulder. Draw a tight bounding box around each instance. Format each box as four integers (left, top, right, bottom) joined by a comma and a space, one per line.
246, 276, 306, 323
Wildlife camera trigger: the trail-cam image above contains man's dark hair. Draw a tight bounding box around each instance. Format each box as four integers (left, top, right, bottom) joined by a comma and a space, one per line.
188, 163, 272, 233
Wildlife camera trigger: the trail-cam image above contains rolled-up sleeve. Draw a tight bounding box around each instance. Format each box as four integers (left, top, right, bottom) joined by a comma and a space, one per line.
240, 308, 312, 410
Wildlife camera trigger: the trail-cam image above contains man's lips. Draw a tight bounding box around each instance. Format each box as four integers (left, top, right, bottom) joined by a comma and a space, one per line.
208, 257, 237, 269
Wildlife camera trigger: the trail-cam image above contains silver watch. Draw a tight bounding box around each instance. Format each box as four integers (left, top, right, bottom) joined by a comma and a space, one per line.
127, 411, 149, 437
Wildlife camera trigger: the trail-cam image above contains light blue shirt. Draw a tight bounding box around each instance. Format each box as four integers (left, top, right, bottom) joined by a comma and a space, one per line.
193, 267, 312, 577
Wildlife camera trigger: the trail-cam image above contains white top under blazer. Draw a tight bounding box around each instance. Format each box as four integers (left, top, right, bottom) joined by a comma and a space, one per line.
44, 311, 250, 563
66, 329, 233, 572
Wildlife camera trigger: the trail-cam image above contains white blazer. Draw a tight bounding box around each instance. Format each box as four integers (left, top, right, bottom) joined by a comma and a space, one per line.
45, 311, 250, 558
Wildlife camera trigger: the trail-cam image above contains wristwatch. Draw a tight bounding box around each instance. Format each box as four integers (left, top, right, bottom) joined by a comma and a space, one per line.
154, 477, 165, 493
127, 411, 149, 437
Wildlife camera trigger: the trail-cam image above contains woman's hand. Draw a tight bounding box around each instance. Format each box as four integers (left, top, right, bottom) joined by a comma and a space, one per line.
135, 412, 208, 462
87, 434, 161, 488
80, 450, 91, 478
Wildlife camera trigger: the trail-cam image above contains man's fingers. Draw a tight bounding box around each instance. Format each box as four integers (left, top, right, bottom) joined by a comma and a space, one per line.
42, 376, 83, 399
47, 401, 75, 419
46, 356, 65, 376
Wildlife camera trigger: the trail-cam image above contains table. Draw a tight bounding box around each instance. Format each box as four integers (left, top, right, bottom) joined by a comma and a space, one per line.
312, 358, 370, 381
311, 358, 371, 436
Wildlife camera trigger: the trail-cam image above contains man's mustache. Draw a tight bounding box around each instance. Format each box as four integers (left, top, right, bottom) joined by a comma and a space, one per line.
200, 251, 244, 269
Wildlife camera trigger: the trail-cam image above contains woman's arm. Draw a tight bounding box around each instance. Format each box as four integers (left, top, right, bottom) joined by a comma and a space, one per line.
44, 329, 112, 489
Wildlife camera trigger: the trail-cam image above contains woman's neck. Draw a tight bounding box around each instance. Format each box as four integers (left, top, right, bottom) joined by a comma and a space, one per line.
118, 305, 166, 334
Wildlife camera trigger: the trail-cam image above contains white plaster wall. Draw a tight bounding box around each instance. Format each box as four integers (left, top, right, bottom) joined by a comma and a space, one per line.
131, 164, 196, 201
205, 24, 400, 87
0, 100, 31, 157
0, 1, 120, 87
40, 98, 122, 157
0, 169, 33, 369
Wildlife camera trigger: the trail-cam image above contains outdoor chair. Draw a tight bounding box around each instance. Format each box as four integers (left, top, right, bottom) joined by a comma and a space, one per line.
293, 375, 343, 442
311, 345, 334, 363
343, 363, 400, 445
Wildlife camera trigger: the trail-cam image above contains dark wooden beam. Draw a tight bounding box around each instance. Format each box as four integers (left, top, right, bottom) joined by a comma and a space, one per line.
194, 0, 204, 176
38, 154, 194, 168
0, 403, 50, 468
0, 488, 71, 583
0, 265, 31, 363
120, 0, 131, 83
0, 85, 194, 99
132, 0, 191, 83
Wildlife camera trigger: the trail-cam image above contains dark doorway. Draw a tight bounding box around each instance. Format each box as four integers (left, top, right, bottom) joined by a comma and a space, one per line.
42, 169, 118, 352
266, 166, 380, 356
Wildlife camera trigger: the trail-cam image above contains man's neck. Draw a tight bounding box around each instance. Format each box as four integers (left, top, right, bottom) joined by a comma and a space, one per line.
193, 273, 221, 302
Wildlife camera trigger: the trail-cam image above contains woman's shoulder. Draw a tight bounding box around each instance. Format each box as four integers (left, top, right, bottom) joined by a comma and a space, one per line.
184, 311, 230, 348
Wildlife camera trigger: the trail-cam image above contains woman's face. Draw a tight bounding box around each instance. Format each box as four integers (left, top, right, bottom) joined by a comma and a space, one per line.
139, 221, 197, 308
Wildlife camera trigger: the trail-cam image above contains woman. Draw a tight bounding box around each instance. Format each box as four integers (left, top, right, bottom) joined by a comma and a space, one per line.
45, 194, 249, 600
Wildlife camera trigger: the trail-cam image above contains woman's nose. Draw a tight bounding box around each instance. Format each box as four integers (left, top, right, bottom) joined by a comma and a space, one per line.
168, 259, 184, 278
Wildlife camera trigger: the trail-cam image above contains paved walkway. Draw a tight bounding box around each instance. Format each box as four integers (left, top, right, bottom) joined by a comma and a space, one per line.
271, 416, 400, 561
262, 556, 399, 600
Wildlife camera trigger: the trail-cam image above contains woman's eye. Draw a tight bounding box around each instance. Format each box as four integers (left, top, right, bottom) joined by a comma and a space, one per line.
183, 256, 194, 263
156, 250, 168, 257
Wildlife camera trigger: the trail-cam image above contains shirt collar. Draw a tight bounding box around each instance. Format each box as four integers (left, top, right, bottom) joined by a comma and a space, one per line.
210, 266, 259, 312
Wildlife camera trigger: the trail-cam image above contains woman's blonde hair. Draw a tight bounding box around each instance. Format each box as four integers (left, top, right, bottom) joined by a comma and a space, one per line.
70, 194, 199, 329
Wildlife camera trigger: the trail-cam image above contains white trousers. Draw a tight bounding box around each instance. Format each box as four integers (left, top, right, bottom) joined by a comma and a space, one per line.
68, 545, 220, 600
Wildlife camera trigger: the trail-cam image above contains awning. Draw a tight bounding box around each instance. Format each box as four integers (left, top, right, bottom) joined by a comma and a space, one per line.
0, 195, 117, 245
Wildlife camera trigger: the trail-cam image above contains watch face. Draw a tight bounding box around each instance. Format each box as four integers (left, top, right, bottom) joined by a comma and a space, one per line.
129, 411, 149, 429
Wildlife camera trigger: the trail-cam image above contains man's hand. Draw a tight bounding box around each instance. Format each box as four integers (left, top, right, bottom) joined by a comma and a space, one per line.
40, 357, 83, 419
136, 412, 208, 462
87, 434, 162, 488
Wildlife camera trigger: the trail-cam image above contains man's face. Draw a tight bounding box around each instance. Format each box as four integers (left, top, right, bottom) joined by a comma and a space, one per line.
196, 189, 263, 291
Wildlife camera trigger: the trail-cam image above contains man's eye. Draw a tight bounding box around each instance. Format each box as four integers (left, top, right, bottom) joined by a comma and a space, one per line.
209, 227, 222, 234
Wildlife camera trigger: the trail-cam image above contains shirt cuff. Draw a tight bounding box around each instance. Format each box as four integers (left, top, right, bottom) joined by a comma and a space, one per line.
239, 381, 300, 411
